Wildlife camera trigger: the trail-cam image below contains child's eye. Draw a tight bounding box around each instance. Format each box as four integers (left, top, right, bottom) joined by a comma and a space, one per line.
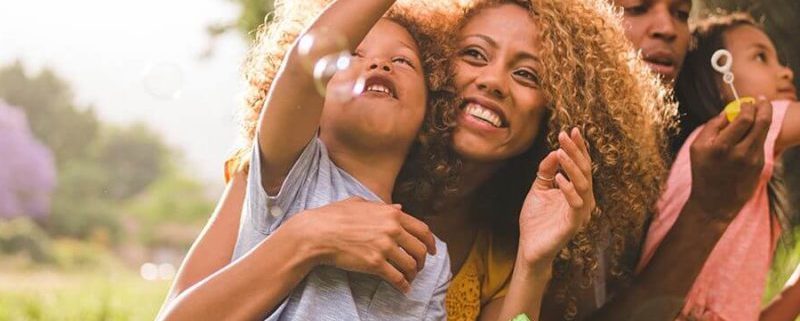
756, 52, 768, 63
392, 56, 415, 68
352, 50, 364, 58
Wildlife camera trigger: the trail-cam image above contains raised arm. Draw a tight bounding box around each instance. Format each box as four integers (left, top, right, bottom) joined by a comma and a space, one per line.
589, 99, 774, 321
480, 128, 596, 321
257, 0, 397, 193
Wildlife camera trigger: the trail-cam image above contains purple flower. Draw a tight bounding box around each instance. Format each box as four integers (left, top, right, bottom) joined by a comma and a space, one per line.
0, 100, 57, 219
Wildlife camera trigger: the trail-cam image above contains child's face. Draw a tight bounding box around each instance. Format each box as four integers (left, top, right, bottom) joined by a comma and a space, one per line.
724, 25, 796, 101
320, 19, 427, 152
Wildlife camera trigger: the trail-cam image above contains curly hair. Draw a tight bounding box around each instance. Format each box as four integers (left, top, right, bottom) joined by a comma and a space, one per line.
227, 0, 456, 202
397, 0, 678, 318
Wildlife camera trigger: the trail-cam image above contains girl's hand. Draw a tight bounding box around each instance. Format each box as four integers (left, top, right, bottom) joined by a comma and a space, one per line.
517, 128, 596, 267
281, 197, 437, 293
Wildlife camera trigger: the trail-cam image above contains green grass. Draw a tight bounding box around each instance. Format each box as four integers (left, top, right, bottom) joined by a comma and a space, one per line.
0, 268, 170, 321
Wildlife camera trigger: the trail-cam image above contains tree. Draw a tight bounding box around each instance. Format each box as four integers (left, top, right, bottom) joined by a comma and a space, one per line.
0, 101, 57, 220
0, 62, 100, 165
203, 0, 274, 55
93, 123, 170, 201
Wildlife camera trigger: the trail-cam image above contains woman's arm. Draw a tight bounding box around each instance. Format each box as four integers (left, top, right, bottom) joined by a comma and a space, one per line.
775, 101, 800, 155
156, 170, 324, 321
480, 129, 596, 321
157, 170, 247, 317
157, 194, 436, 321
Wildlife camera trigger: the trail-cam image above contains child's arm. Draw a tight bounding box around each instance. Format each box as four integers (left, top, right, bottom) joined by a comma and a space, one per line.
760, 264, 800, 321
257, 0, 396, 194
775, 101, 800, 155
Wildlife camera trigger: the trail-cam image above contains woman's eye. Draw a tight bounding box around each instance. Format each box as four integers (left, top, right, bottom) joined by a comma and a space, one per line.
461, 48, 487, 62
514, 69, 540, 85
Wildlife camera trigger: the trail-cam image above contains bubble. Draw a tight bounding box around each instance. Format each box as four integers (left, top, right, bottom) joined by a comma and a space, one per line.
142, 62, 184, 100
325, 68, 369, 104
297, 28, 349, 74
140, 262, 158, 281
296, 28, 364, 101
158, 263, 176, 280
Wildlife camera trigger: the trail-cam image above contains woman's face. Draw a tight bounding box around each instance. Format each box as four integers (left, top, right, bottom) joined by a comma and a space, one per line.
451, 3, 549, 163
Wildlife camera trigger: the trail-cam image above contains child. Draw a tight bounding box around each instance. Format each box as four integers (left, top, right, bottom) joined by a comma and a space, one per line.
158, 0, 452, 320
638, 13, 800, 321
234, 0, 453, 319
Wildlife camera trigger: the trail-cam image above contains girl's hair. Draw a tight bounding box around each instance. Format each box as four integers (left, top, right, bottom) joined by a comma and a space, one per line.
227, 0, 456, 211
674, 12, 795, 247
398, 0, 678, 319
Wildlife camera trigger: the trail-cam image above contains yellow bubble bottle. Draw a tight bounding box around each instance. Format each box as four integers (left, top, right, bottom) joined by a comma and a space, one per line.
723, 96, 755, 122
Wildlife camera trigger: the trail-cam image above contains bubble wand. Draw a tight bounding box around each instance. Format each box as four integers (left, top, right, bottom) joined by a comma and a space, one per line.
711, 49, 755, 121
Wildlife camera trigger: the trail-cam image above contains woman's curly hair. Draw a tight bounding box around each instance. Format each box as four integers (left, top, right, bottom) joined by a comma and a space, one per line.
397, 0, 679, 318
226, 0, 456, 198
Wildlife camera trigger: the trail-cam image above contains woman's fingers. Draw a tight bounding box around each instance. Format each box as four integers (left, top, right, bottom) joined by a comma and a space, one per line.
570, 128, 592, 173
559, 130, 591, 178
557, 148, 590, 195
397, 214, 436, 255
375, 261, 411, 293
534, 151, 559, 190
385, 245, 418, 285
395, 228, 428, 272
555, 173, 584, 209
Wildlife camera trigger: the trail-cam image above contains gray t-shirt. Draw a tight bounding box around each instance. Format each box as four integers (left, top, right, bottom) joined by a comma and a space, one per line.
232, 137, 451, 321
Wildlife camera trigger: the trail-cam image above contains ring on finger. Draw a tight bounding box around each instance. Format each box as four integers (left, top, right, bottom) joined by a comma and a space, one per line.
536, 173, 555, 182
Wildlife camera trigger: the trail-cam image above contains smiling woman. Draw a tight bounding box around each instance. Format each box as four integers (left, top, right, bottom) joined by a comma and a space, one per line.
392, 0, 678, 320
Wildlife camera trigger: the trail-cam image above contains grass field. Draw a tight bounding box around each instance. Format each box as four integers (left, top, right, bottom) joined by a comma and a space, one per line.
0, 268, 169, 321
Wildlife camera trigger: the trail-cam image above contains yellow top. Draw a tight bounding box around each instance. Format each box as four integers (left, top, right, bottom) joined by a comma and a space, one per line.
446, 230, 516, 321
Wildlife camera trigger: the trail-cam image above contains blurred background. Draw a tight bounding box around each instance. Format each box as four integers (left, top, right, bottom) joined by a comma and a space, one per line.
0, 0, 797, 320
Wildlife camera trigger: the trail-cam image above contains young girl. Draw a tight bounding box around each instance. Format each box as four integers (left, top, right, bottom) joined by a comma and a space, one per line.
639, 13, 800, 321
158, 0, 457, 320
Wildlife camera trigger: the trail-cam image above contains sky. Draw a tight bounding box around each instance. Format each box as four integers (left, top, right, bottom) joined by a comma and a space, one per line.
0, 0, 250, 189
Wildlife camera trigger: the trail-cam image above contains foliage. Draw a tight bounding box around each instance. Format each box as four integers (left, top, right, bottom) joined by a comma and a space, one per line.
0, 101, 57, 220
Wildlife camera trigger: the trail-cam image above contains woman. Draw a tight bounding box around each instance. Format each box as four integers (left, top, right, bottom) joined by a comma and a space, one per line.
394, 0, 673, 319
161, 0, 675, 320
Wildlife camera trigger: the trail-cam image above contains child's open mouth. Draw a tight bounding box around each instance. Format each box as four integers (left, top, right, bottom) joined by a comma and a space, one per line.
360, 75, 397, 99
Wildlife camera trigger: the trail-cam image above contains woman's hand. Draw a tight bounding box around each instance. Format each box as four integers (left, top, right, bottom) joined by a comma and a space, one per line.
518, 128, 596, 267
280, 197, 437, 293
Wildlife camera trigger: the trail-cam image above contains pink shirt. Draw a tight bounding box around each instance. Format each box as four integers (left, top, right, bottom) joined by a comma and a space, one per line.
637, 100, 791, 321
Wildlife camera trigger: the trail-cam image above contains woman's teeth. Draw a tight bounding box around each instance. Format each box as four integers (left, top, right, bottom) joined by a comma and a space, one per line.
366, 84, 393, 97
465, 103, 502, 128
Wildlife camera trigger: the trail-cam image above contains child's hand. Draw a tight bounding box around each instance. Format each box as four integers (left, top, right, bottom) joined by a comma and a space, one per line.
517, 128, 595, 267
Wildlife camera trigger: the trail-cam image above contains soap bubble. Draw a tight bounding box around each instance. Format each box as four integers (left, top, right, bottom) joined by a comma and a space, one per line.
142, 62, 183, 100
